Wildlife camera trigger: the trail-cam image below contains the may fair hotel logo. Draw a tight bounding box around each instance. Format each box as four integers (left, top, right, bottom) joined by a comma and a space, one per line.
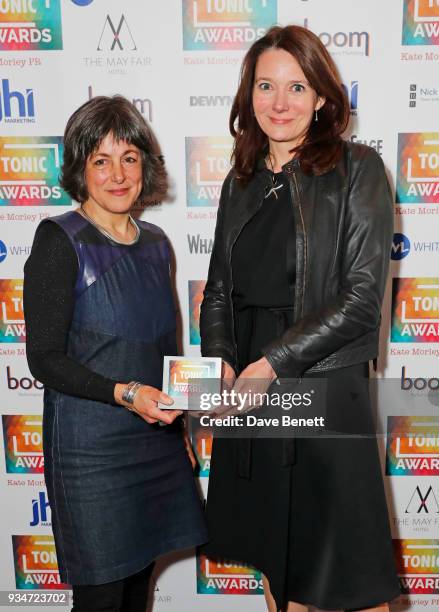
391, 278, 439, 342
403, 0, 439, 46
182, 0, 277, 50
12, 535, 68, 589
0, 0, 62, 50
2, 414, 44, 473
396, 133, 439, 211
393, 539, 439, 593
196, 554, 263, 594
0, 137, 70, 206
386, 416, 439, 476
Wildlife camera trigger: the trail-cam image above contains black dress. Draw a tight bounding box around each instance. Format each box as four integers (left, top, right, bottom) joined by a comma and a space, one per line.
203, 172, 400, 610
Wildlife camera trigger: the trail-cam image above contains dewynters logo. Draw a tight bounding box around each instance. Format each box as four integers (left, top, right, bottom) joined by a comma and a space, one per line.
403, 0, 439, 46
391, 278, 439, 342
396, 133, 439, 203
2, 414, 44, 473
12, 535, 68, 589
189, 280, 206, 344
386, 416, 439, 476
394, 539, 439, 593
0, 0, 63, 50
182, 0, 277, 50
196, 554, 263, 594
186, 136, 232, 207
0, 279, 25, 342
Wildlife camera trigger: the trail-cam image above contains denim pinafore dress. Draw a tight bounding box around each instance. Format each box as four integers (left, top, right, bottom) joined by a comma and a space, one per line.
42, 211, 207, 585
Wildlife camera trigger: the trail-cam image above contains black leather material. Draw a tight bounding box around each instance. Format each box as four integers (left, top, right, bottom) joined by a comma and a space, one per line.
200, 141, 393, 378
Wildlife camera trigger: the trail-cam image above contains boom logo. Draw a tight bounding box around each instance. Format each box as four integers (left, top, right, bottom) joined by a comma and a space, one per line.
402, 0, 439, 46
396, 133, 439, 204
386, 416, 439, 476
196, 554, 263, 594
0, 0, 63, 50
0, 137, 70, 206
391, 278, 439, 342
182, 0, 277, 50
189, 280, 206, 344
394, 539, 439, 593
186, 137, 232, 207
12, 535, 68, 589
2, 415, 44, 473
0, 279, 25, 342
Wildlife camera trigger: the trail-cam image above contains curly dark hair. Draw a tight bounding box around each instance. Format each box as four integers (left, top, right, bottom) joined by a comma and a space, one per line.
60, 95, 165, 203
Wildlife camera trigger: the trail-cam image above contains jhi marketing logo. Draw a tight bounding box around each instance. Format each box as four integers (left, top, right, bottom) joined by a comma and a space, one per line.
30, 491, 51, 527
391, 278, 439, 342
394, 539, 439, 593
396, 133, 439, 203
182, 0, 277, 50
403, 0, 439, 46
0, 0, 62, 50
0, 137, 70, 206
190, 418, 212, 476
0, 79, 35, 123
386, 416, 439, 476
12, 535, 68, 589
186, 136, 232, 207
189, 280, 206, 344
2, 415, 44, 473
391, 233, 411, 260
196, 554, 263, 594
0, 279, 25, 342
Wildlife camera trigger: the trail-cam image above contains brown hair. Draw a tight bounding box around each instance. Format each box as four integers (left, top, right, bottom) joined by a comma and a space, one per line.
230, 25, 350, 178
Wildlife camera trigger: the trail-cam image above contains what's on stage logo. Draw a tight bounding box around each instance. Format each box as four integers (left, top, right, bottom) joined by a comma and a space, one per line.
185, 136, 232, 207
394, 539, 439, 593
396, 133, 439, 204
2, 414, 44, 473
386, 416, 439, 476
196, 554, 263, 594
12, 535, 67, 589
391, 278, 439, 342
0, 0, 63, 50
0, 279, 25, 342
189, 280, 206, 345
182, 0, 277, 50
403, 0, 439, 46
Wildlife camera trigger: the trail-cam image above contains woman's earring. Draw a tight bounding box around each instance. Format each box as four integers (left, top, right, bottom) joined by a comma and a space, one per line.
314, 109, 318, 122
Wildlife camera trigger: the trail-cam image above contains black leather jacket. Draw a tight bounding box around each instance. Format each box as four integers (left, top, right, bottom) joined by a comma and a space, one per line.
200, 141, 393, 378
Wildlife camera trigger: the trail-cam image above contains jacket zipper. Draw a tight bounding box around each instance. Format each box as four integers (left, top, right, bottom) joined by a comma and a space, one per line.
291, 171, 307, 320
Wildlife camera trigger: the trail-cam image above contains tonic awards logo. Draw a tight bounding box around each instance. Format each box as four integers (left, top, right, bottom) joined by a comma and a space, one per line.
190, 418, 212, 476
394, 539, 439, 593
386, 416, 439, 476
196, 554, 263, 594
2, 415, 44, 473
0, 279, 25, 342
182, 0, 277, 50
403, 0, 439, 46
0, 0, 63, 50
391, 278, 439, 342
396, 133, 439, 204
186, 136, 232, 207
12, 535, 68, 589
0, 137, 70, 206
189, 280, 206, 344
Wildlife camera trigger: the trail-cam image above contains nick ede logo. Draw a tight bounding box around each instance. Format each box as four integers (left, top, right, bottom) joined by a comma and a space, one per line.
391, 278, 439, 342
0, 80, 35, 123
97, 15, 136, 51
394, 539, 439, 593
0, 0, 63, 50
189, 280, 206, 345
402, 0, 439, 46
196, 554, 263, 594
396, 133, 439, 204
2, 414, 44, 473
386, 416, 439, 476
12, 535, 68, 589
185, 136, 232, 207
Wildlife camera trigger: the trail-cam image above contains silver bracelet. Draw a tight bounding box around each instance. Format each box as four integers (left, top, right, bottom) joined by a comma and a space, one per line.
122, 381, 142, 409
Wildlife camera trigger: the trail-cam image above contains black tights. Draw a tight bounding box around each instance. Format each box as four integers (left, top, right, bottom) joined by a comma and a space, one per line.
71, 564, 154, 612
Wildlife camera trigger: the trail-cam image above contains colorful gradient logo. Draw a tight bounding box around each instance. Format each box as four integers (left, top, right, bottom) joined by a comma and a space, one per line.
394, 539, 439, 593
186, 137, 232, 207
12, 535, 68, 589
165, 358, 219, 402
402, 0, 439, 46
0, 137, 70, 206
396, 133, 439, 204
189, 280, 206, 344
182, 0, 277, 50
2, 415, 44, 473
386, 416, 439, 476
391, 278, 439, 342
190, 418, 212, 476
0, 0, 63, 50
196, 554, 263, 594
0, 279, 25, 342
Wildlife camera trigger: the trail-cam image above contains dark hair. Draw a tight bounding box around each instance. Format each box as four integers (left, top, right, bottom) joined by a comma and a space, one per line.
230, 25, 350, 178
60, 95, 165, 203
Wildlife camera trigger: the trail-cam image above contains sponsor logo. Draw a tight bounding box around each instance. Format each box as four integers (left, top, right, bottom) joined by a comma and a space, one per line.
386, 416, 439, 475
405, 485, 439, 513
350, 135, 383, 155
0, 79, 35, 123
187, 234, 213, 255
393, 484, 439, 532
186, 136, 232, 207
189, 280, 206, 345
12, 535, 67, 589
394, 539, 439, 593
0, 239, 6, 262
6, 365, 44, 393
72, 0, 93, 5
402, 0, 439, 46
391, 233, 411, 260
166, 358, 218, 397
0, 0, 63, 50
196, 554, 263, 594
182, 0, 277, 51
391, 278, 439, 342
190, 95, 233, 107
0, 239, 31, 261
2, 414, 44, 473
190, 418, 212, 476
97, 14, 136, 51
0, 279, 25, 342
409, 82, 439, 107
0, 137, 70, 206
401, 366, 439, 391
88, 85, 152, 122
341, 80, 358, 115
396, 133, 439, 204
303, 18, 370, 57
30, 491, 51, 527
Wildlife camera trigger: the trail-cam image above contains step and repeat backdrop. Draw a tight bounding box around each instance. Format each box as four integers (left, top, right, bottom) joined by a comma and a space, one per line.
0, 0, 438, 610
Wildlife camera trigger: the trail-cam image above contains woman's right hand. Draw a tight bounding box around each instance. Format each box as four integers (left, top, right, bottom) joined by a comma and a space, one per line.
115, 383, 183, 425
